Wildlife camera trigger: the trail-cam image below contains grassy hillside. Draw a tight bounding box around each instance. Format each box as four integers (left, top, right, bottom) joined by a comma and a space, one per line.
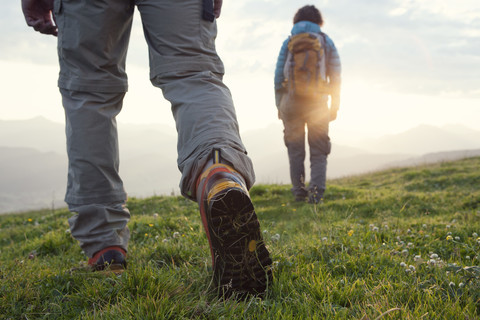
1, 157, 479, 319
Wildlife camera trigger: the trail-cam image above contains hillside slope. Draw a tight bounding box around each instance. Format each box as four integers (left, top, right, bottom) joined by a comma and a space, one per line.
1, 157, 479, 319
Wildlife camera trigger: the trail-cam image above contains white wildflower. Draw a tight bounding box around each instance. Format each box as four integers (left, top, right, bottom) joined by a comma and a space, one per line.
459, 282, 465, 288
449, 282, 455, 287
271, 234, 281, 242
373, 226, 379, 232
400, 262, 406, 267
430, 253, 439, 259
473, 232, 478, 238
173, 232, 180, 238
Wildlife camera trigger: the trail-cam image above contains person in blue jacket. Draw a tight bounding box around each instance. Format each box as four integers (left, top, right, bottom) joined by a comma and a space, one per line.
274, 5, 342, 204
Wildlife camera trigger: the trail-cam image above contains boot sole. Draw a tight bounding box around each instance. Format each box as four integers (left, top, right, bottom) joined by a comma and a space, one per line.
207, 187, 272, 298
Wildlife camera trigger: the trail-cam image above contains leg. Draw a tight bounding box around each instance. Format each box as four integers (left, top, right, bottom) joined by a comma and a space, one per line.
137, 0, 254, 200
138, 0, 271, 295
306, 101, 331, 203
282, 115, 308, 201
154, 70, 254, 200
55, 0, 134, 261
62, 89, 130, 257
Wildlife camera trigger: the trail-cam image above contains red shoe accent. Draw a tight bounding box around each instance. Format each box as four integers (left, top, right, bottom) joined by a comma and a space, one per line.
88, 246, 126, 266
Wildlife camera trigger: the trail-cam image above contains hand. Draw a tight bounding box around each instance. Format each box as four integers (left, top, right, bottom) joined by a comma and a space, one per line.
329, 108, 338, 122
22, 0, 57, 36
213, 0, 223, 18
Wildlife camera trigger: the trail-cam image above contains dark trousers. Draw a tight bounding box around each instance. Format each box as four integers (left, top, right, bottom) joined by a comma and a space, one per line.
281, 95, 331, 198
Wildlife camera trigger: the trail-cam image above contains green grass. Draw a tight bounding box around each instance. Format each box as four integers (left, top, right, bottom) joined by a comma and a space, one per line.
1, 157, 480, 319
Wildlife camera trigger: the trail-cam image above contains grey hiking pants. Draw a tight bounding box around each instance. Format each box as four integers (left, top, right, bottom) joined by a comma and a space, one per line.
55, 0, 254, 257
281, 95, 331, 198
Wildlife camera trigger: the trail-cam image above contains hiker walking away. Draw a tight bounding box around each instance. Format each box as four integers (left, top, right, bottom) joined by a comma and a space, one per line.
274, 5, 341, 204
22, 0, 272, 297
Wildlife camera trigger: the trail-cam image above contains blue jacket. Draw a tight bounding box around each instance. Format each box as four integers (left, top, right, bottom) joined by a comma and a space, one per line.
274, 21, 341, 108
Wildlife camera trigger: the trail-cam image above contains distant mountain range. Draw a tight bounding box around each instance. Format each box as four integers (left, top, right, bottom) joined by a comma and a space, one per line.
0, 117, 479, 213
355, 124, 480, 155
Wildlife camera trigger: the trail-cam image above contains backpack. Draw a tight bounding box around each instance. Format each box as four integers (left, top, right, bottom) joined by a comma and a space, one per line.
283, 32, 329, 98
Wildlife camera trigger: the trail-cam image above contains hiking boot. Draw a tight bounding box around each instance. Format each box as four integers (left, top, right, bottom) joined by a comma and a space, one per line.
292, 186, 308, 203
295, 195, 307, 202
196, 150, 273, 298
88, 246, 127, 274
308, 186, 324, 204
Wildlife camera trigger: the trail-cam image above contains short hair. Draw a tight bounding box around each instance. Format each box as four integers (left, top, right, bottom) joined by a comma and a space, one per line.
293, 5, 323, 26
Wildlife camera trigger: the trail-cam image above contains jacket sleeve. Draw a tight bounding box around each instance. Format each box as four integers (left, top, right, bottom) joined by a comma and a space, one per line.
325, 35, 342, 110
274, 38, 290, 107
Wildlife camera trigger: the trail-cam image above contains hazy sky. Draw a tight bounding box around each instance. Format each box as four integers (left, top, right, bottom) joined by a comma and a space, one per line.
1, 0, 479, 140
